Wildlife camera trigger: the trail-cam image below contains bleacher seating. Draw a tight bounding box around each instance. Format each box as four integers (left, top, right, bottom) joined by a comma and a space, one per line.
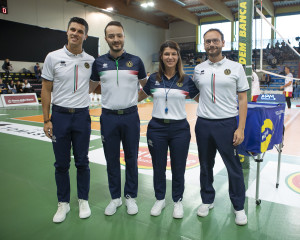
0, 72, 42, 98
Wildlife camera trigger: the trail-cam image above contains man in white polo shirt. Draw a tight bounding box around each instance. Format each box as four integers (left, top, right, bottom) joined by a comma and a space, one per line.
193, 28, 249, 226
90, 21, 147, 216
41, 17, 95, 223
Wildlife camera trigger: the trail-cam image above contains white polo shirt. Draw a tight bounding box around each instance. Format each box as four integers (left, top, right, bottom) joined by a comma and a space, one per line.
193, 57, 249, 119
42, 46, 95, 108
251, 71, 261, 96
284, 73, 293, 93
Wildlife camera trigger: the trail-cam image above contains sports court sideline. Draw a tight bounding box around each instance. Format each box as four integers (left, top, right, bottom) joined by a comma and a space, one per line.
0, 100, 300, 240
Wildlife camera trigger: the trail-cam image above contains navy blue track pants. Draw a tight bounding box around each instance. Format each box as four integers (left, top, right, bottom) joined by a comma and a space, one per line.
147, 118, 191, 202
100, 107, 140, 199
51, 106, 91, 203
195, 117, 245, 211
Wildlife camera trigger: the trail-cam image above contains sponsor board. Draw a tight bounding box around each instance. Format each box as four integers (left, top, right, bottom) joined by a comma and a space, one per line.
0, 121, 100, 142
0, 93, 39, 107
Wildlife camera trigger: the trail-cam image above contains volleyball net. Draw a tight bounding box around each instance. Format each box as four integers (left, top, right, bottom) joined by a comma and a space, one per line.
255, 5, 300, 82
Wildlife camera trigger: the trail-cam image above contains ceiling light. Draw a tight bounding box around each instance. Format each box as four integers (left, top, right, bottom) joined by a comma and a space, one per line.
148, 2, 154, 7
141, 1, 154, 8
106, 7, 113, 12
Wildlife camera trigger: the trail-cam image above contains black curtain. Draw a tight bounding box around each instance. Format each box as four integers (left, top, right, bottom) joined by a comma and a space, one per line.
0, 19, 99, 62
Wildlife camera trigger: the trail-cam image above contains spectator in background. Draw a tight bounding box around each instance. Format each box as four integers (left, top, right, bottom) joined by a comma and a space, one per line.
2, 59, 13, 78
23, 79, 33, 93
266, 74, 272, 87
251, 67, 260, 102
0, 78, 8, 94
34, 63, 42, 82
16, 80, 24, 93
7, 80, 17, 94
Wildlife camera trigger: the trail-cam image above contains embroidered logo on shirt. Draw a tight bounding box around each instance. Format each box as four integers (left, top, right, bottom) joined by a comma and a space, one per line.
103, 63, 108, 68
60, 61, 66, 67
176, 82, 183, 87
155, 81, 160, 85
224, 69, 231, 75
200, 70, 205, 75
126, 61, 133, 67
84, 62, 90, 69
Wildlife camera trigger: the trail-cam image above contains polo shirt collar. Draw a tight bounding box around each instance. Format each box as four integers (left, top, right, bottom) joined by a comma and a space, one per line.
207, 56, 227, 66
63, 45, 84, 57
107, 50, 127, 60
162, 71, 179, 81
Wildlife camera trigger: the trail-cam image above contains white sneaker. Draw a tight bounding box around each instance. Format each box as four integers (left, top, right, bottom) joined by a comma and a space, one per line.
125, 196, 138, 215
197, 203, 214, 217
53, 202, 70, 223
173, 200, 184, 219
78, 199, 91, 219
105, 198, 122, 216
234, 209, 248, 225
151, 199, 165, 216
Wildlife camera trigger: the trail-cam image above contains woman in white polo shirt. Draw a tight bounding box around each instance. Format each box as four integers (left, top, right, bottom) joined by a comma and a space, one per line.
138, 40, 199, 219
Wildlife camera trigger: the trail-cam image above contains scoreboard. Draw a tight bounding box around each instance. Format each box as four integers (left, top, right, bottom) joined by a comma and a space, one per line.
1, 0, 7, 14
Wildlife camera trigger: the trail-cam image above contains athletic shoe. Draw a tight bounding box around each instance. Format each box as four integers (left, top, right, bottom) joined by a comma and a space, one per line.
173, 200, 184, 219
104, 198, 122, 216
150, 199, 165, 216
53, 202, 70, 223
234, 209, 248, 225
197, 203, 214, 217
78, 199, 91, 219
125, 196, 138, 215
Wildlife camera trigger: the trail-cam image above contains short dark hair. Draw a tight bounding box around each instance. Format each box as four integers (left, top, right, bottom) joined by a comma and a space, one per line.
104, 21, 124, 36
68, 17, 89, 34
285, 65, 291, 70
203, 28, 224, 41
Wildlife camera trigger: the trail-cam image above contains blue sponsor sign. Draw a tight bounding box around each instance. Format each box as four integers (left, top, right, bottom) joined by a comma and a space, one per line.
257, 94, 285, 104
237, 102, 285, 156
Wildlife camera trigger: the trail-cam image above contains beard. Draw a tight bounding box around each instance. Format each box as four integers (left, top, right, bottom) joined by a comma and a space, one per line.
108, 41, 124, 53
205, 46, 222, 58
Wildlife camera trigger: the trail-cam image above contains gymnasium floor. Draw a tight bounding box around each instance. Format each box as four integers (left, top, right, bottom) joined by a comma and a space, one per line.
0, 100, 300, 240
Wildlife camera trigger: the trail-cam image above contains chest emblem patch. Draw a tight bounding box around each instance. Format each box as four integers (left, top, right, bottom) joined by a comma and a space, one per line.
176, 82, 183, 87
155, 81, 160, 85
224, 69, 231, 75
126, 61, 133, 67
84, 62, 90, 69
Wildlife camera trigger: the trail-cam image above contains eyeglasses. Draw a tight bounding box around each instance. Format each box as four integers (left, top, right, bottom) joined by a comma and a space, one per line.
204, 39, 221, 45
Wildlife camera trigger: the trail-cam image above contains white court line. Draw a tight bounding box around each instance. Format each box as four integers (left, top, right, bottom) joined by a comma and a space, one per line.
285, 111, 300, 127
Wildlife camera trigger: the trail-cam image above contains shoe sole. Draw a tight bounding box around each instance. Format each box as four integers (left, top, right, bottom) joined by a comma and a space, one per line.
235, 219, 248, 225
173, 213, 183, 219
197, 205, 214, 217
79, 211, 91, 219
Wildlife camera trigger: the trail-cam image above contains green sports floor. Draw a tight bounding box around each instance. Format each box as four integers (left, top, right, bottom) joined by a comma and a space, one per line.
0, 102, 300, 240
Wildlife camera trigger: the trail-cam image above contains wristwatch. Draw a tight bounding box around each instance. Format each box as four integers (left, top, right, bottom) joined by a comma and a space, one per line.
44, 119, 51, 123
